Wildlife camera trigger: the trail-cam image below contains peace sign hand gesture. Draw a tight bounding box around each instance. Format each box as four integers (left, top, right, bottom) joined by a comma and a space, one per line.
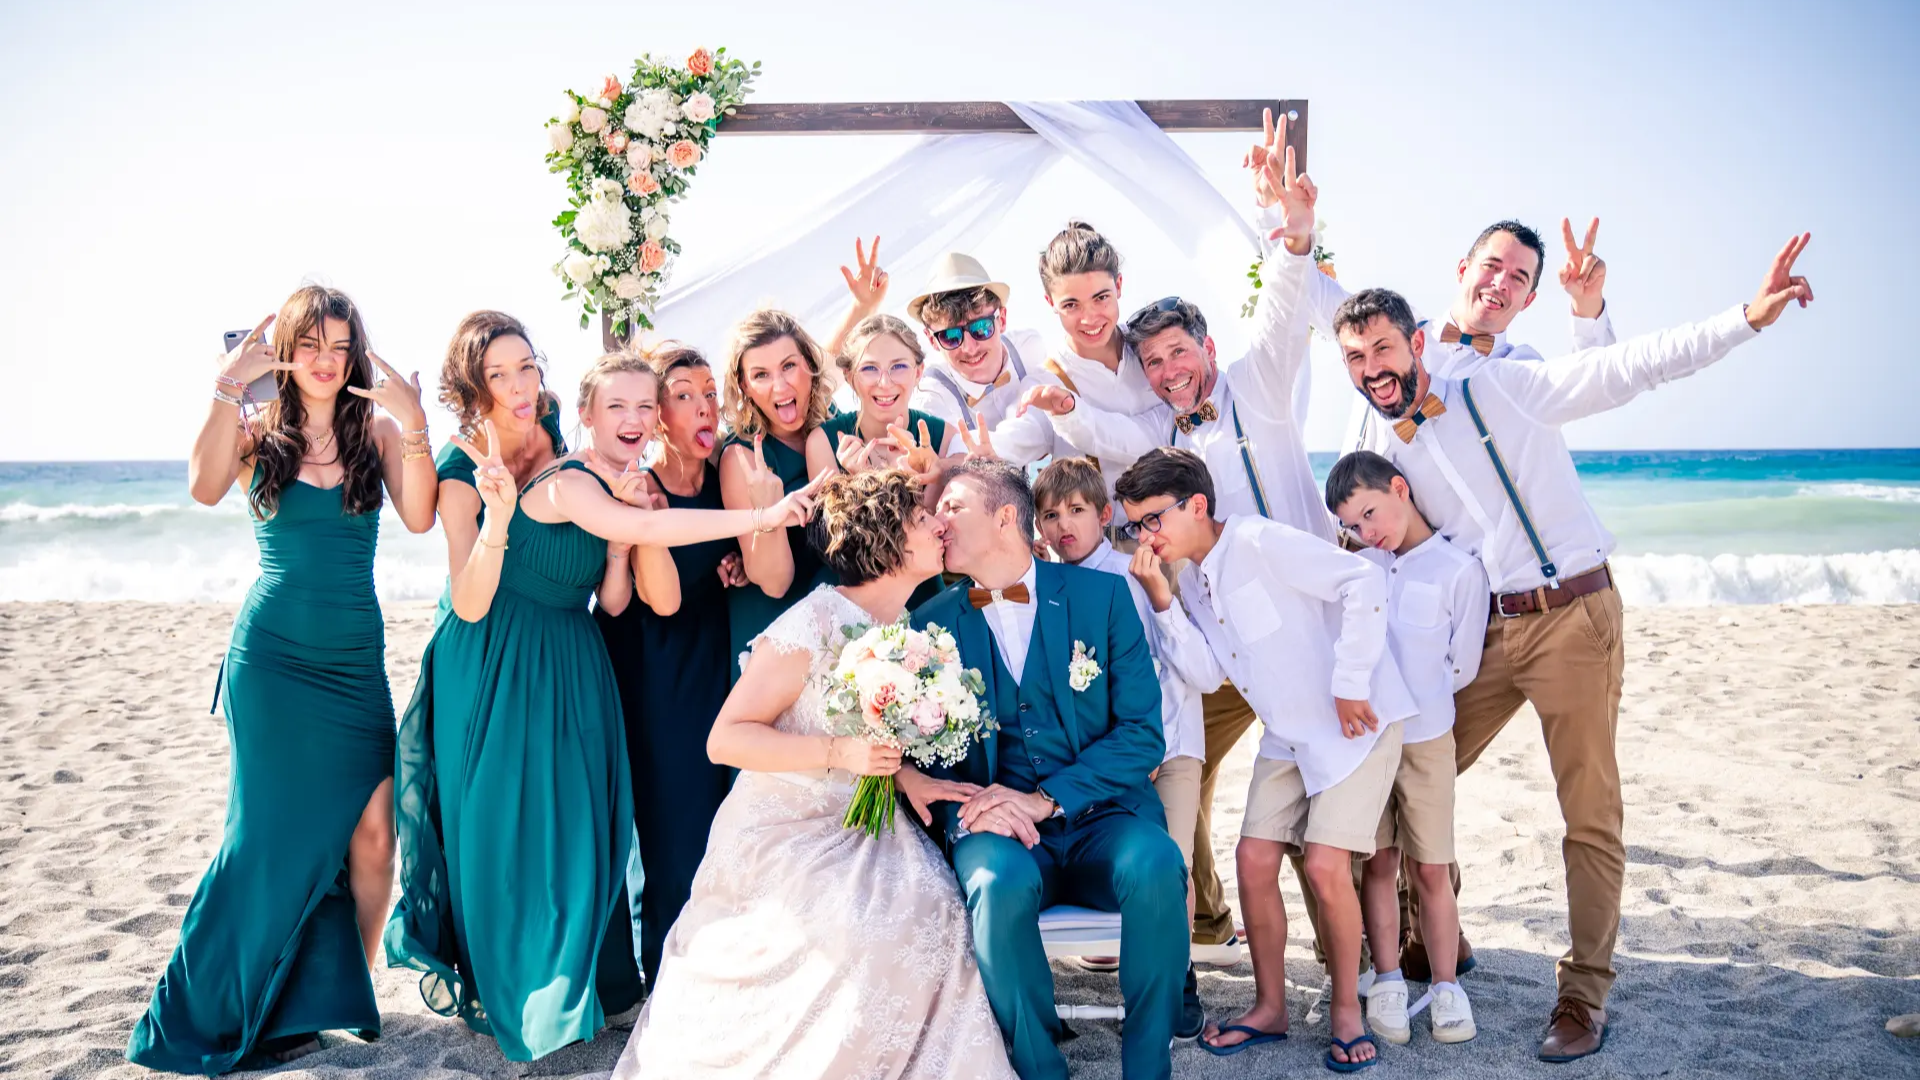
835, 432, 892, 474
1558, 218, 1608, 319
743, 434, 789, 509
449, 420, 517, 521
763, 467, 834, 530
955, 410, 998, 461
610, 458, 665, 510
347, 351, 429, 428
839, 236, 889, 318
1245, 109, 1317, 247
1744, 232, 1814, 330
884, 419, 941, 484
218, 313, 300, 387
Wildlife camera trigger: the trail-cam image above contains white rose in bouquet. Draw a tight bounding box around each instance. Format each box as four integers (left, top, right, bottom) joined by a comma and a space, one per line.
575, 198, 634, 253
546, 122, 574, 153
562, 252, 598, 285
683, 91, 716, 124
563, 96, 581, 124
640, 87, 681, 122
612, 273, 646, 300
624, 103, 664, 140
580, 106, 608, 134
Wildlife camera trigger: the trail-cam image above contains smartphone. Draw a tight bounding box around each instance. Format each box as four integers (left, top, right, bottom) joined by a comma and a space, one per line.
222, 329, 280, 403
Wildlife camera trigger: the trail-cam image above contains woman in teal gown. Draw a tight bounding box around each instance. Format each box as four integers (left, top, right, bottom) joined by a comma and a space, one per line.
386, 352, 823, 1062
129, 288, 439, 1073
716, 309, 842, 678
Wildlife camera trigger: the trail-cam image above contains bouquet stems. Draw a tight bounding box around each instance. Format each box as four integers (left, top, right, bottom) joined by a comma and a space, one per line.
842, 774, 897, 837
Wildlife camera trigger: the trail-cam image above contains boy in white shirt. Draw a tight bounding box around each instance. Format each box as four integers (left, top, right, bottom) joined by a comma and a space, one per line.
1115, 447, 1417, 1071
1327, 450, 1489, 1046
1032, 455, 1213, 1040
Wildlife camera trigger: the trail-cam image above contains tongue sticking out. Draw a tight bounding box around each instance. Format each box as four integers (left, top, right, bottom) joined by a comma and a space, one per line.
694, 429, 715, 451
775, 401, 800, 425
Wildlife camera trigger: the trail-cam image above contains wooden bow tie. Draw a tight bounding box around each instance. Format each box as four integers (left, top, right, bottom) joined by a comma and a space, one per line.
1439, 323, 1494, 355
965, 369, 1013, 409
969, 582, 1031, 608
1174, 401, 1219, 435
1392, 394, 1447, 443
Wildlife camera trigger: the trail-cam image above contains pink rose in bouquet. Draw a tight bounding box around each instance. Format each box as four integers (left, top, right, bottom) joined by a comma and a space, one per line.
687, 47, 715, 76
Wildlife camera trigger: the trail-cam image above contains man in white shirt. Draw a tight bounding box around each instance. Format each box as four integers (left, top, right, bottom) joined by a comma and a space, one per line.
1300, 235, 1815, 1062
1114, 447, 1417, 1069
904, 253, 1064, 466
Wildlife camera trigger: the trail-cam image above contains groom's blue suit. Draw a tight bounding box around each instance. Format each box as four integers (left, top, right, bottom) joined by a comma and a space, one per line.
914, 558, 1187, 1080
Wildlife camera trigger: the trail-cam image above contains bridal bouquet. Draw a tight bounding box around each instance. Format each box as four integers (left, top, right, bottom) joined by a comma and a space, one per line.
544, 47, 759, 337
821, 622, 996, 837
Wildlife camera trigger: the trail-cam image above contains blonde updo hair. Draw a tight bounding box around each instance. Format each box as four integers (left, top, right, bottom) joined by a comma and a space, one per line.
805, 469, 927, 587
576, 350, 663, 416
721, 308, 836, 439
837, 313, 925, 375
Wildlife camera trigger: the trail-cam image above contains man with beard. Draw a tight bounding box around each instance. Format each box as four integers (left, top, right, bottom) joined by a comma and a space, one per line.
1306, 238, 1813, 1062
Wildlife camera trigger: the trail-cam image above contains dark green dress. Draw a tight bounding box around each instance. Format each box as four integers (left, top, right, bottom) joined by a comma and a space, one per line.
430, 406, 568, 624
386, 460, 641, 1061
592, 463, 735, 984
723, 431, 836, 679
128, 476, 392, 1074
817, 407, 948, 466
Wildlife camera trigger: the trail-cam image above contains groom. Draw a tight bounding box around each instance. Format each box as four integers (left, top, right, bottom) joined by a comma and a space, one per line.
903, 458, 1188, 1080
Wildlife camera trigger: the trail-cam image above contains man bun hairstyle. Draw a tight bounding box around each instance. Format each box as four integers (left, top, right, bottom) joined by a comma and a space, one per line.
806, 469, 926, 587
1466, 220, 1548, 295
1114, 447, 1218, 520
1039, 220, 1123, 295
1032, 456, 1109, 514
1325, 450, 1409, 513
1331, 288, 1420, 344
945, 457, 1035, 539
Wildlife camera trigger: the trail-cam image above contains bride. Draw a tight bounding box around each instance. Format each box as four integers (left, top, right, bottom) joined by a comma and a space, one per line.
607, 468, 1016, 1079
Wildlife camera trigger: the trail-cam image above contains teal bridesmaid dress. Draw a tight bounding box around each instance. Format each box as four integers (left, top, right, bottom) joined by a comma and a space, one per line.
386, 459, 642, 1061
429, 404, 569, 625
127, 476, 393, 1074
723, 431, 836, 678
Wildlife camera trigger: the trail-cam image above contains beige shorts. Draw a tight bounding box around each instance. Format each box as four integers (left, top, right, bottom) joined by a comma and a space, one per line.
1241, 724, 1403, 855
1374, 730, 1457, 864
1152, 755, 1203, 867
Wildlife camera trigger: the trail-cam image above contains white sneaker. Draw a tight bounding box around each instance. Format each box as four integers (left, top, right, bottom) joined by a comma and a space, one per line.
1366, 979, 1411, 1045
1190, 934, 1243, 967
1428, 982, 1477, 1044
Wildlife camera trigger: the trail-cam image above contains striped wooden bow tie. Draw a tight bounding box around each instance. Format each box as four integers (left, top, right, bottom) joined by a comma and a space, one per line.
1439, 323, 1495, 355
1392, 394, 1447, 443
1174, 401, 1219, 435
965, 369, 1013, 409
968, 582, 1031, 608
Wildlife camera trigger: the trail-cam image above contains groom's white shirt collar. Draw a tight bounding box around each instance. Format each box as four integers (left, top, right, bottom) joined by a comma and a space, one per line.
980, 556, 1039, 685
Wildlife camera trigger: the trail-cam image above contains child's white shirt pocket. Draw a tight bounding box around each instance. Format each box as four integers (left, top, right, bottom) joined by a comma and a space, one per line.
1225, 582, 1282, 642
1395, 579, 1444, 630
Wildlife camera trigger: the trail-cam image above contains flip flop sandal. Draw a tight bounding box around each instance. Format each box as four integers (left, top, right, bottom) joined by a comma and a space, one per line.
1326, 1032, 1381, 1072
1199, 1024, 1289, 1056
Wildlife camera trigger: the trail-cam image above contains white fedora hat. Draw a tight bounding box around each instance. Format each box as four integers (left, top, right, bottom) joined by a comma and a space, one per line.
906, 253, 1011, 325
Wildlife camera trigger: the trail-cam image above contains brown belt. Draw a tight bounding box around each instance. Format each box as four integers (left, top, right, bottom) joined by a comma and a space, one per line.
1492, 563, 1613, 619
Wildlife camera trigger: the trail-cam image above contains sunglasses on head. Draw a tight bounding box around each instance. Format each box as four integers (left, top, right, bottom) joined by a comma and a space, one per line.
931, 315, 998, 351
1124, 296, 1186, 333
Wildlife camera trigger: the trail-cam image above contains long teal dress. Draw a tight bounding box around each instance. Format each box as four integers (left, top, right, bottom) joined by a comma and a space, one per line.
386, 459, 642, 1061
723, 431, 836, 679
127, 476, 392, 1074
430, 405, 568, 624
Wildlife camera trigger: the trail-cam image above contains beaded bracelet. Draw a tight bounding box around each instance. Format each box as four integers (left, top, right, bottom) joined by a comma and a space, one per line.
213, 389, 242, 406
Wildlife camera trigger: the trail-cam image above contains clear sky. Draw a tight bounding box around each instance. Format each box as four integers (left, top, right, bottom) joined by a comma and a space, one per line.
2, 0, 1913, 460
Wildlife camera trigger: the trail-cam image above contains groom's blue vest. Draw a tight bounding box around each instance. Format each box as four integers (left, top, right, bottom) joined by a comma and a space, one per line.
912, 559, 1165, 849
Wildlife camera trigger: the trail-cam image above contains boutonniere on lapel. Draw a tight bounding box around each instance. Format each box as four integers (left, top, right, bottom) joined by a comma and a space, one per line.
1068, 641, 1102, 692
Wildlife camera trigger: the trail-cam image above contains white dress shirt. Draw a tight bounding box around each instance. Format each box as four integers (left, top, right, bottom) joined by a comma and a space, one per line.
1041, 337, 1158, 524
979, 558, 1040, 685
1265, 249, 1761, 593
1079, 540, 1212, 762
1049, 249, 1335, 542
911, 327, 1065, 466
1167, 515, 1417, 795
1357, 535, 1489, 745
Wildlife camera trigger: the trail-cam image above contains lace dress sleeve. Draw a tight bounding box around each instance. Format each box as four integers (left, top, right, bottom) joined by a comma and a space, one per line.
738, 584, 840, 676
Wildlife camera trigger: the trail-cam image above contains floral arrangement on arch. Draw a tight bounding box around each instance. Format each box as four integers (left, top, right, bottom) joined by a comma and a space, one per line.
545, 47, 759, 336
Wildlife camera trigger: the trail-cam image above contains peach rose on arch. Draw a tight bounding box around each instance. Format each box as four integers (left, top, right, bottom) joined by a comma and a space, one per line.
667, 139, 702, 170
628, 170, 661, 197
600, 75, 623, 103
687, 48, 714, 76
638, 240, 668, 274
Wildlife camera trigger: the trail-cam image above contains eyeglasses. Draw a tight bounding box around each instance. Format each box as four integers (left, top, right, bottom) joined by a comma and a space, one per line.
1124, 296, 1186, 334
930, 315, 998, 351
1120, 496, 1190, 540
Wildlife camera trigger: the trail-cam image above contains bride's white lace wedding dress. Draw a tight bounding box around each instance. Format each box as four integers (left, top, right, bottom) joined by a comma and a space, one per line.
608, 585, 1015, 1079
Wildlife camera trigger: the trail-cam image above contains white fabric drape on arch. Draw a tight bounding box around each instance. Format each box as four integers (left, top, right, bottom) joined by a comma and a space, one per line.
650, 99, 1306, 422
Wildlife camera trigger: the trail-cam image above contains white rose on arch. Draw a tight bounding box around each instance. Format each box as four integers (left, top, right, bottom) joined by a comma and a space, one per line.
590, 177, 625, 202
563, 96, 580, 124
644, 214, 670, 241
683, 92, 716, 123
562, 252, 599, 285
612, 273, 646, 300
574, 198, 633, 253
546, 122, 574, 153
625, 142, 654, 172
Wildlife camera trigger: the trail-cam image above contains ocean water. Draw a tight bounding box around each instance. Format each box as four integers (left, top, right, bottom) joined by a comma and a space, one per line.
2, 450, 1917, 606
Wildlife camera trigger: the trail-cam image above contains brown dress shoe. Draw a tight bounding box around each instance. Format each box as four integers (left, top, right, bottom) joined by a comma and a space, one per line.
1398, 934, 1475, 983
1539, 996, 1608, 1062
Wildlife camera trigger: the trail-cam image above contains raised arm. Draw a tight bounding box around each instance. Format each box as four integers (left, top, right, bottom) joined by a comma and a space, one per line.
719, 438, 796, 599
1493, 233, 1812, 426
444, 424, 515, 623
1231, 111, 1322, 415
818, 236, 890, 376
550, 463, 819, 550
1021, 384, 1165, 466
357, 352, 437, 533
189, 314, 287, 505
1249, 109, 1349, 340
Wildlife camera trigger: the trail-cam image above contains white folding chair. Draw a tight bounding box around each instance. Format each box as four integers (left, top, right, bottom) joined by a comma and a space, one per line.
1039, 904, 1128, 1021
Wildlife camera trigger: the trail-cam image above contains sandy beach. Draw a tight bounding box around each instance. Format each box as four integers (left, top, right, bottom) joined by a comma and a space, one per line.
1, 601, 1915, 1079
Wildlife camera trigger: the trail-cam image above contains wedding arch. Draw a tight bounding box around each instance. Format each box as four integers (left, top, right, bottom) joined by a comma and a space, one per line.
599, 98, 1311, 357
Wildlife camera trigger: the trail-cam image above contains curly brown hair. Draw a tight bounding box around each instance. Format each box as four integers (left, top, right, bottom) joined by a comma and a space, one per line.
438, 310, 551, 436
721, 309, 835, 440
805, 469, 928, 587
